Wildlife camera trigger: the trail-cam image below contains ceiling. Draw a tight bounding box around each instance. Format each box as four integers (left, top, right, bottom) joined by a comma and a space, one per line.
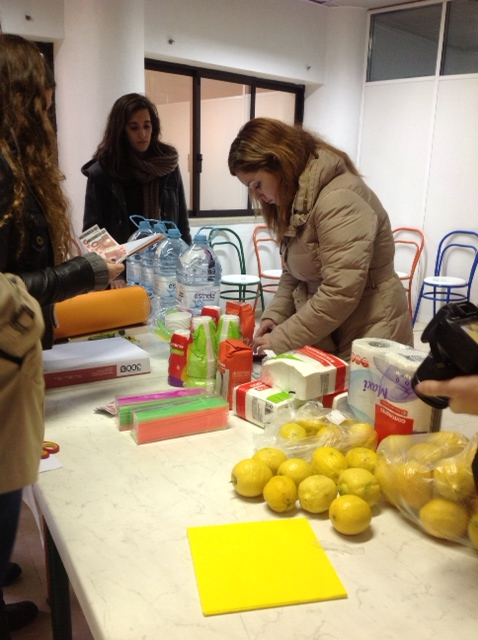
307, 0, 427, 9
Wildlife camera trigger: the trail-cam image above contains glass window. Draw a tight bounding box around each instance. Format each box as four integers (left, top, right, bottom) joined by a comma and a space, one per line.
145, 70, 193, 210
441, 0, 478, 76
367, 5, 442, 82
145, 61, 303, 217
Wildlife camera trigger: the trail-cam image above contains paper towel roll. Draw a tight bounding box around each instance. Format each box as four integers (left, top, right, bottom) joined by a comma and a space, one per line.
348, 338, 438, 441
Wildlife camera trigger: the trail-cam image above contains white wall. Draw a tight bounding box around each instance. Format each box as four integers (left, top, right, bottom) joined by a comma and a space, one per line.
358, 72, 478, 322
0, 0, 367, 235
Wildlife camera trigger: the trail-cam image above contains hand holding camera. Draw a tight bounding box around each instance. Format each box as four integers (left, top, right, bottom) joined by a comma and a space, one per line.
411, 301, 478, 410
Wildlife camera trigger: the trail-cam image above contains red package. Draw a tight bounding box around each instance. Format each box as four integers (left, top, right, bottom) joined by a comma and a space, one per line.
225, 301, 255, 346
216, 338, 253, 408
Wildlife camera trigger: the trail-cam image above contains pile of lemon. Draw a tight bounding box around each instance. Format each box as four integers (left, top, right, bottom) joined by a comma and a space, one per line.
231, 437, 381, 536
375, 430, 478, 548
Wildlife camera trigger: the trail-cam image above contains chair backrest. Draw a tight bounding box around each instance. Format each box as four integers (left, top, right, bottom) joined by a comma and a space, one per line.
252, 224, 282, 278
434, 230, 478, 292
197, 226, 246, 275
392, 227, 425, 285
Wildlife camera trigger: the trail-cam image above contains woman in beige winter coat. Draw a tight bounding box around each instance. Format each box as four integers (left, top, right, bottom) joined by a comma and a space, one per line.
228, 117, 413, 360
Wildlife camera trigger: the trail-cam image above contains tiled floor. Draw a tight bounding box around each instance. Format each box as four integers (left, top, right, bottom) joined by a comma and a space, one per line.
4, 321, 477, 639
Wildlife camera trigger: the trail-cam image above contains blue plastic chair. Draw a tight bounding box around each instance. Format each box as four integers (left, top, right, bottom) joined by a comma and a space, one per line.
412, 229, 478, 326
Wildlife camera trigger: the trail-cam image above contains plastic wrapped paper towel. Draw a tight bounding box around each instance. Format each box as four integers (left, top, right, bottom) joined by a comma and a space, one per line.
348, 338, 441, 442
261, 346, 349, 401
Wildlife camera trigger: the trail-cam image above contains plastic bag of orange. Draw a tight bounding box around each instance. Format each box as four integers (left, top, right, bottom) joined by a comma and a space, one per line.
54, 286, 150, 340
225, 301, 255, 346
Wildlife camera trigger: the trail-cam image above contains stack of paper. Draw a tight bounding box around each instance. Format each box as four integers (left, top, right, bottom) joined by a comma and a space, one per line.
43, 337, 150, 388
131, 395, 229, 445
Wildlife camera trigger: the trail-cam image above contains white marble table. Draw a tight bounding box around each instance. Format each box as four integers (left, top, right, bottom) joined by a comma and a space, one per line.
34, 329, 478, 640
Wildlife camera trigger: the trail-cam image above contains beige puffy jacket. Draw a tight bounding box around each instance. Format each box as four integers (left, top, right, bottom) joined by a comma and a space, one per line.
0, 274, 45, 494
263, 150, 414, 359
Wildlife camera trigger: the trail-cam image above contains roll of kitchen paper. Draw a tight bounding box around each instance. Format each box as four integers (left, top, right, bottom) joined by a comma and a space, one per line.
348, 338, 441, 442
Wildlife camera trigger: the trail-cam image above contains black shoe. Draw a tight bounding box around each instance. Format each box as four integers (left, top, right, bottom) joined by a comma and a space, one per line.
5, 601, 38, 632
2, 564, 22, 588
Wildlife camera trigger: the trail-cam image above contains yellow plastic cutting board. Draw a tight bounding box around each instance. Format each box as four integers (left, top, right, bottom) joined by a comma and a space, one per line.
187, 518, 347, 616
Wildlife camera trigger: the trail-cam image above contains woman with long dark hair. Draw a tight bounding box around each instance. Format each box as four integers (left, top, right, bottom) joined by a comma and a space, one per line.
82, 93, 191, 286
0, 33, 122, 637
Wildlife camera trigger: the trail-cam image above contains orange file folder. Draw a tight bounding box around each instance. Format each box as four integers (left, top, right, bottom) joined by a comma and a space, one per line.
54, 286, 150, 339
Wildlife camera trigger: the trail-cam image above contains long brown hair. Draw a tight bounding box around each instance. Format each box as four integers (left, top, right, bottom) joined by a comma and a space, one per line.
228, 117, 359, 241
93, 93, 175, 180
0, 34, 72, 263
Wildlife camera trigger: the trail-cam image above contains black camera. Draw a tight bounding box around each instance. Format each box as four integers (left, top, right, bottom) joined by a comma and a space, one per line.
411, 301, 478, 409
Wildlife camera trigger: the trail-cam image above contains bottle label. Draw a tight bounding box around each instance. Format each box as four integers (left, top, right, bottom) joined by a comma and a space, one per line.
176, 282, 220, 314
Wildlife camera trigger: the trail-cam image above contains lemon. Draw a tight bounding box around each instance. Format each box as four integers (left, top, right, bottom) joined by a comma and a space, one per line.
427, 430, 469, 449
263, 475, 298, 513
345, 422, 378, 450
393, 460, 433, 512
419, 498, 470, 540
231, 458, 273, 498
253, 447, 288, 474
337, 467, 381, 507
433, 458, 477, 502
311, 446, 348, 483
468, 512, 478, 549
329, 494, 372, 535
296, 419, 329, 437
374, 456, 399, 506
408, 441, 445, 467
278, 422, 308, 441
315, 425, 344, 447
277, 457, 314, 486
298, 475, 337, 514
345, 447, 378, 473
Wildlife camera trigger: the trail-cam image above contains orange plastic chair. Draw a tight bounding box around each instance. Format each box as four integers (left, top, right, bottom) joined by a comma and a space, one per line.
392, 227, 425, 318
252, 224, 283, 310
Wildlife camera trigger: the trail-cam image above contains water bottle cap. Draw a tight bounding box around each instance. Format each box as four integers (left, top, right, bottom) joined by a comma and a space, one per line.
168, 228, 181, 238
194, 234, 207, 243
138, 220, 151, 230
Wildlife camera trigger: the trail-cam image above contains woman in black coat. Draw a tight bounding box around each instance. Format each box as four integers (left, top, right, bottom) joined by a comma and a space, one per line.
82, 93, 192, 287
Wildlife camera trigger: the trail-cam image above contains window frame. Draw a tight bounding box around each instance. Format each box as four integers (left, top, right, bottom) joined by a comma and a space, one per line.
145, 58, 305, 218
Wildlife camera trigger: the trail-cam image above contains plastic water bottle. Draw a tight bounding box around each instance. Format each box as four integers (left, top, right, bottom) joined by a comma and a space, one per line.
153, 227, 188, 313
140, 221, 165, 299
125, 219, 154, 287
176, 233, 222, 316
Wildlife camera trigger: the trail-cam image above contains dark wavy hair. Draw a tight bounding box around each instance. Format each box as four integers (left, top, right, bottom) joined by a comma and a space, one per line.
228, 117, 359, 241
93, 93, 173, 180
0, 34, 72, 262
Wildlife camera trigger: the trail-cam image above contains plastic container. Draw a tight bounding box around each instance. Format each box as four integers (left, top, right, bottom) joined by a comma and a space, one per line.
140, 221, 165, 299
125, 218, 155, 287
153, 227, 188, 313
175, 233, 222, 316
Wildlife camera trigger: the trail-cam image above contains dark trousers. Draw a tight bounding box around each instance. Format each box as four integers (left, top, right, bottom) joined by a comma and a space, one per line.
0, 487, 22, 640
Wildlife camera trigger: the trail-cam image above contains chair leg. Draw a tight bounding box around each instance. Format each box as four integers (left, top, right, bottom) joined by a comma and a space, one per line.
412, 285, 424, 327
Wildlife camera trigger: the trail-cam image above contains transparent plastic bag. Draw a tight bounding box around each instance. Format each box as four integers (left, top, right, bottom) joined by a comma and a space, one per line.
375, 430, 478, 548
253, 400, 378, 460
